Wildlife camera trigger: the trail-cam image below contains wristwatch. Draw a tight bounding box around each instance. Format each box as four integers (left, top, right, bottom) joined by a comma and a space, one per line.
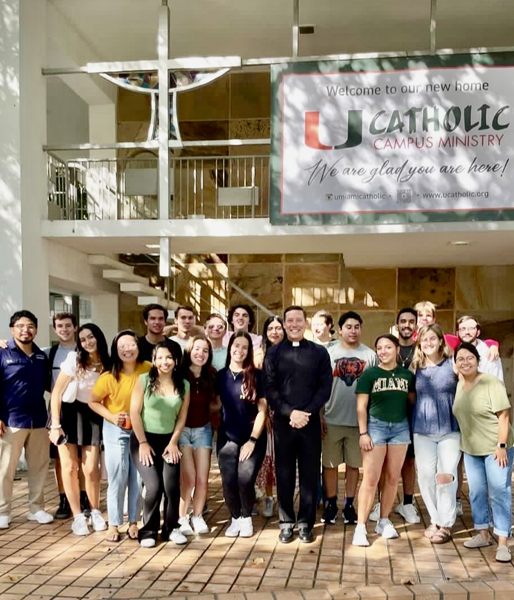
497, 442, 507, 448
249, 436, 258, 443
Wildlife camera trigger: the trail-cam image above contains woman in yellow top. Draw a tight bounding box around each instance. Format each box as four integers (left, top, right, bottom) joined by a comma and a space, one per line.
89, 330, 151, 542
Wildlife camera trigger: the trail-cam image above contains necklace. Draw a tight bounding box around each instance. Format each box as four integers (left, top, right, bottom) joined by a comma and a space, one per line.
399, 345, 414, 368
229, 368, 242, 380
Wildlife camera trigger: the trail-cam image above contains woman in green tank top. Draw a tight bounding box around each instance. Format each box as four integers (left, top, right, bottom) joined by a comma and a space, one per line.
130, 340, 190, 547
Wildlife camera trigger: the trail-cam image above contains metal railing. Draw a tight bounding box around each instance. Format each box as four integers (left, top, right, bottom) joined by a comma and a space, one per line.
46, 153, 270, 220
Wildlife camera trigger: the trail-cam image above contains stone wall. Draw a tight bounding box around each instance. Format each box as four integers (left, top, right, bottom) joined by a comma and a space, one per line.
171, 255, 514, 394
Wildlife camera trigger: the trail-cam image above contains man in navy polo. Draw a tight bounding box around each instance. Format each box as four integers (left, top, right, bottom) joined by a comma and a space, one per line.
0, 310, 54, 528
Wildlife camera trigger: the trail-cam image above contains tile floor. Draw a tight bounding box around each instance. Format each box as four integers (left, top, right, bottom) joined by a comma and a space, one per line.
1, 463, 513, 600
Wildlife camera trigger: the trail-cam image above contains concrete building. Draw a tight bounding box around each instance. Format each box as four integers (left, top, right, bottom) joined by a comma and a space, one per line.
2, 0, 514, 389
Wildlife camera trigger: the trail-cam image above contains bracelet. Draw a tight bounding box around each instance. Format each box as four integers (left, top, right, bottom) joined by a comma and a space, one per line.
140, 440, 148, 445
249, 436, 258, 443
50, 424, 62, 430
359, 431, 369, 437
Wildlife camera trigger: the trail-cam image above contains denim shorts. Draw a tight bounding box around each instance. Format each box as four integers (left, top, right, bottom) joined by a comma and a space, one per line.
179, 423, 213, 449
368, 416, 411, 446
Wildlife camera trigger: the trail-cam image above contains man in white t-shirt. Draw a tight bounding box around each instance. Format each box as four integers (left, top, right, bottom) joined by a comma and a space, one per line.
43, 313, 78, 520
456, 316, 504, 382
321, 311, 377, 525
169, 305, 196, 352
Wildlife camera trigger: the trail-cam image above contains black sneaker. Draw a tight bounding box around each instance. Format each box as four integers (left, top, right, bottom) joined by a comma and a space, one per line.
343, 504, 357, 524
321, 501, 338, 524
55, 494, 71, 520
80, 492, 91, 519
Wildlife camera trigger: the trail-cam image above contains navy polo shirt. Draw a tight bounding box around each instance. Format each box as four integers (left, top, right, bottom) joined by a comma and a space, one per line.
0, 339, 49, 429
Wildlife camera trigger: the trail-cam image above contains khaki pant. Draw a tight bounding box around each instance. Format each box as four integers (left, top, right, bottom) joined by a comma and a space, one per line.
0, 427, 50, 515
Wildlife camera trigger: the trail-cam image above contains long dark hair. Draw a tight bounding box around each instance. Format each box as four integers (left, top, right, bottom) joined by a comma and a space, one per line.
227, 331, 258, 403
181, 335, 216, 397
148, 339, 186, 397
110, 330, 143, 381
77, 323, 110, 375
262, 315, 284, 353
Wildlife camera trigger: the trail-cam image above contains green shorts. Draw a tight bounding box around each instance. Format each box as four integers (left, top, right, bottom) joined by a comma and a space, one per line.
322, 423, 362, 469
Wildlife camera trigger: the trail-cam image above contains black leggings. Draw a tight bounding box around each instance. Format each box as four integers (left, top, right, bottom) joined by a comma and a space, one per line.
130, 431, 180, 542
217, 429, 266, 519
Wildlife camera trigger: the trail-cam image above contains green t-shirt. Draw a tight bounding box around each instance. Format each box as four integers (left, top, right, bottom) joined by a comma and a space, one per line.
452, 374, 513, 456
355, 365, 415, 423
140, 373, 189, 434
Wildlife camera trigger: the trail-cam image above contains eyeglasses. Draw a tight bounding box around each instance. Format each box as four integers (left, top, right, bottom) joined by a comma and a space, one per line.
14, 324, 36, 331
455, 357, 477, 364
458, 326, 477, 333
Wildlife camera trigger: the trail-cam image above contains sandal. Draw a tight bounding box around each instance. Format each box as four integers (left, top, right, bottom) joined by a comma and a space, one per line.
424, 524, 439, 539
105, 526, 120, 542
431, 527, 452, 544
127, 522, 139, 540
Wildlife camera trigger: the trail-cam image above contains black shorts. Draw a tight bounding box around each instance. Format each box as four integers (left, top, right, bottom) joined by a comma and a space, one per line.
61, 401, 102, 446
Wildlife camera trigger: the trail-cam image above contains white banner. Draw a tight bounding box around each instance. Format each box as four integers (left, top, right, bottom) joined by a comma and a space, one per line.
279, 64, 514, 216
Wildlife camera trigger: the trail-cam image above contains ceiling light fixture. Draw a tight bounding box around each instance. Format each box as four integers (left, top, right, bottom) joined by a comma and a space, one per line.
145, 244, 160, 249
448, 240, 470, 246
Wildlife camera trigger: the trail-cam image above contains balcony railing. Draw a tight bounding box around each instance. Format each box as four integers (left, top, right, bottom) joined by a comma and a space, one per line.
46, 153, 270, 220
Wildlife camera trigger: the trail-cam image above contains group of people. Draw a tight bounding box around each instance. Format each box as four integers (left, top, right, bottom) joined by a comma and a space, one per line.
0, 300, 511, 562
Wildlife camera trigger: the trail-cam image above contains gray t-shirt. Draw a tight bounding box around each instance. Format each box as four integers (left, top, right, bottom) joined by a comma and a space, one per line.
44, 345, 76, 390
325, 343, 377, 426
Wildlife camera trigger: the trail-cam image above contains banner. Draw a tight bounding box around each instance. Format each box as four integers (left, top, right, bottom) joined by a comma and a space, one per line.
270, 55, 514, 225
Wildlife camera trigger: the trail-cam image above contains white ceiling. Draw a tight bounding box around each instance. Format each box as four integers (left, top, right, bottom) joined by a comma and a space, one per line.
48, 0, 514, 64
42, 220, 514, 268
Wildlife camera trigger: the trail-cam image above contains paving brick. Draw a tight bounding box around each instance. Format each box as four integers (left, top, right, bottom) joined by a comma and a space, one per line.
406, 584, 440, 599
459, 581, 494, 599
378, 585, 414, 599
433, 582, 467, 600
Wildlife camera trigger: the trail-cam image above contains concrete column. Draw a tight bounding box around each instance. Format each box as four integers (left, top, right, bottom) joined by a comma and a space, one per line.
0, 0, 50, 342
91, 294, 119, 346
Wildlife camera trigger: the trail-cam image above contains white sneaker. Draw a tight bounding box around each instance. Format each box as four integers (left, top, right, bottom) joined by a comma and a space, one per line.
0, 515, 11, 529
239, 516, 253, 538
178, 515, 194, 536
169, 528, 188, 545
456, 499, 463, 517
395, 502, 420, 524
369, 502, 380, 522
225, 517, 241, 537
140, 538, 156, 548
71, 514, 90, 536
191, 514, 209, 534
352, 524, 369, 546
28, 510, 54, 524
262, 496, 274, 518
90, 509, 107, 532
375, 518, 399, 539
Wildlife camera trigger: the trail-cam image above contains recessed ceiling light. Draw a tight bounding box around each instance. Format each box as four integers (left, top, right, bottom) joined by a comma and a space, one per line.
145, 244, 160, 249
448, 240, 470, 246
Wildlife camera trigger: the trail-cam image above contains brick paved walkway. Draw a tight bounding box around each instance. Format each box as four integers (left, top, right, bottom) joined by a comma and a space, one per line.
1, 463, 513, 600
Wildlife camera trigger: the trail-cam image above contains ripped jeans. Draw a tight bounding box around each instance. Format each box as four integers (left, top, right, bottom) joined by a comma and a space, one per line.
414, 432, 461, 528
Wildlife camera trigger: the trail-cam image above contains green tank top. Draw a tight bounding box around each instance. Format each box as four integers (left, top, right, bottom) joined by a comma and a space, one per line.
140, 373, 189, 434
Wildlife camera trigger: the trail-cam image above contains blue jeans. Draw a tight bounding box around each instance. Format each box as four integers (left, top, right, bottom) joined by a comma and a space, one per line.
103, 420, 142, 527
464, 449, 513, 538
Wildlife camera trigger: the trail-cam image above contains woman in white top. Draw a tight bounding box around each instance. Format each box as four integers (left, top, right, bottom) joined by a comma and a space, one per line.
49, 324, 110, 536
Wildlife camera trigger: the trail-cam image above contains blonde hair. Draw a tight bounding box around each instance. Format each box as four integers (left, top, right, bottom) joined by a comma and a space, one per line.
414, 301, 437, 318
410, 323, 451, 372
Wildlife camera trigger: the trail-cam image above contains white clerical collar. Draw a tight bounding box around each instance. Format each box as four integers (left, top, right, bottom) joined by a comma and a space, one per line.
292, 341, 300, 347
